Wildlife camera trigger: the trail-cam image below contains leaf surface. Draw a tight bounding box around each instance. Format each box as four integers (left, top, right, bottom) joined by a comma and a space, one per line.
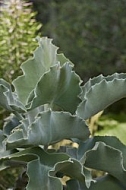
6, 110, 90, 148
84, 142, 126, 186
0, 147, 68, 189
66, 175, 124, 190
0, 79, 25, 112
13, 37, 73, 105
77, 73, 126, 119
27, 63, 81, 113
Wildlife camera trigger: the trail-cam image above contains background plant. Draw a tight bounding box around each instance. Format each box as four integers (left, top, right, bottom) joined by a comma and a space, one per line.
0, 37, 126, 189
94, 113, 126, 145
0, 0, 42, 82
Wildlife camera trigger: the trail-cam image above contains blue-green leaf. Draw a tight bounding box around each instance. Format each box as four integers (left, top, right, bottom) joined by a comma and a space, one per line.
27, 63, 81, 113
13, 37, 73, 105
84, 141, 126, 186
66, 175, 124, 190
77, 73, 126, 119
0, 147, 68, 190
6, 110, 90, 149
0, 79, 26, 112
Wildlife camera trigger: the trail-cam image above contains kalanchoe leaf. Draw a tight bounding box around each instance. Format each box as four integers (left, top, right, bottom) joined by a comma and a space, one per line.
0, 79, 26, 112
3, 114, 20, 136
50, 159, 85, 182
78, 136, 126, 169
0, 130, 16, 171
0, 147, 69, 190
80, 73, 126, 99
27, 159, 63, 190
50, 158, 94, 188
27, 63, 82, 113
5, 110, 90, 149
58, 146, 78, 159
77, 73, 126, 120
0, 130, 12, 160
66, 175, 125, 190
25, 105, 45, 124
26, 147, 69, 190
13, 37, 73, 105
77, 136, 126, 187
84, 142, 126, 187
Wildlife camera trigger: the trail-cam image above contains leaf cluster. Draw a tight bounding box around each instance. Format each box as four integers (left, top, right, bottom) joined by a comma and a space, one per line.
0, 37, 126, 189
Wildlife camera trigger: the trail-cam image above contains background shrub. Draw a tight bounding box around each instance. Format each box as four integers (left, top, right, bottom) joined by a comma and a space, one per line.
0, 0, 42, 82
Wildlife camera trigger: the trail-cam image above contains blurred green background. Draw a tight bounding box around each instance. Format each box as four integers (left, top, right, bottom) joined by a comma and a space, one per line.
30, 0, 126, 80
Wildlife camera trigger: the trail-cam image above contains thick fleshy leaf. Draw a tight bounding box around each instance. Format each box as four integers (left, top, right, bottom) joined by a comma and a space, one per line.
51, 159, 80, 178
27, 63, 82, 113
3, 114, 20, 136
13, 37, 73, 105
0, 147, 69, 190
0, 147, 39, 172
66, 175, 125, 190
78, 136, 126, 168
6, 110, 90, 149
50, 158, 94, 188
77, 73, 126, 119
58, 146, 78, 159
26, 148, 93, 189
26, 148, 69, 190
80, 73, 126, 99
25, 105, 45, 124
0, 130, 12, 160
27, 159, 62, 190
0, 79, 26, 112
80, 138, 126, 187
74, 136, 126, 188
59, 136, 126, 188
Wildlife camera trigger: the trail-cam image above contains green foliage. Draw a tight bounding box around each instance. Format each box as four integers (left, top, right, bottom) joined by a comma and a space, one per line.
0, 37, 126, 189
0, 0, 42, 82
95, 113, 126, 145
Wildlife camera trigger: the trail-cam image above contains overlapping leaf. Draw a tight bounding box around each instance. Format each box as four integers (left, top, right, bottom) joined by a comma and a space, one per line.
50, 158, 94, 188
1, 136, 126, 189
13, 37, 73, 105
84, 142, 126, 186
0, 130, 12, 160
77, 73, 126, 119
76, 136, 126, 188
6, 110, 90, 149
26, 147, 69, 190
0, 79, 26, 112
27, 63, 82, 113
0, 147, 65, 189
3, 114, 20, 136
58, 136, 126, 189
78, 136, 126, 164
80, 73, 126, 99
66, 175, 124, 190
0, 147, 91, 190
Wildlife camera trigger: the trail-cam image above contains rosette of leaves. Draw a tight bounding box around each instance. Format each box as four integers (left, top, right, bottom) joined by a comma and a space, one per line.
0, 37, 126, 189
